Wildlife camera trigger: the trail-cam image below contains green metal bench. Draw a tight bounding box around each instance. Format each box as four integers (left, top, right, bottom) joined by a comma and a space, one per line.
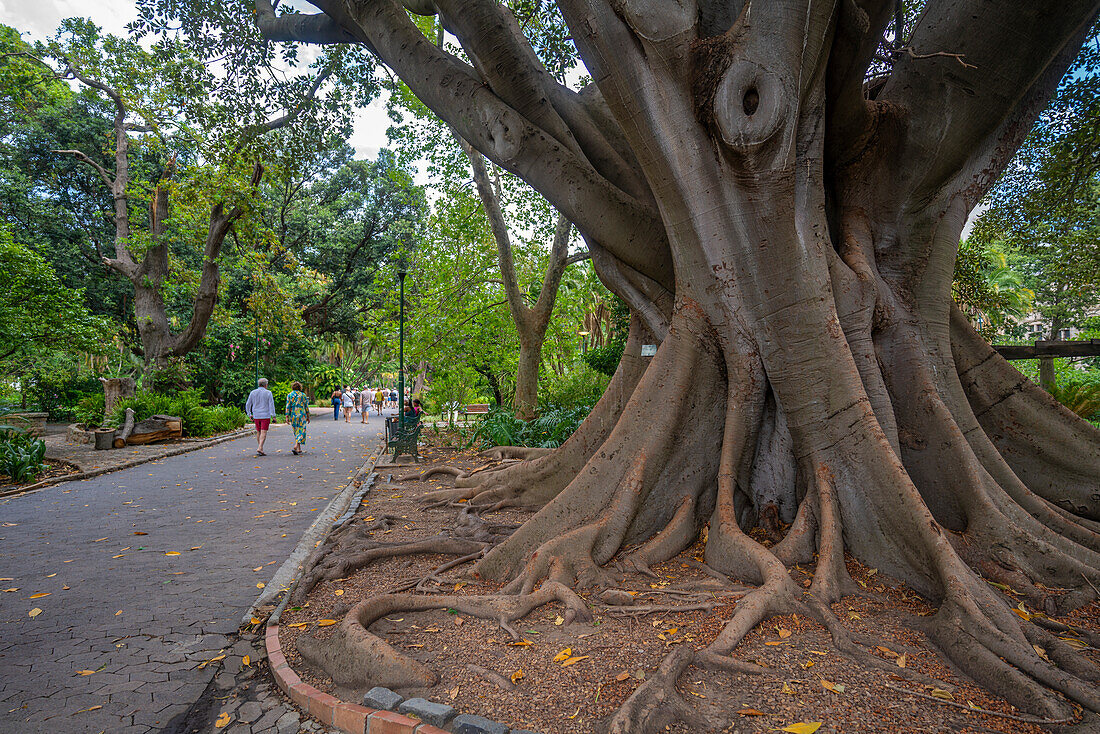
386, 416, 422, 461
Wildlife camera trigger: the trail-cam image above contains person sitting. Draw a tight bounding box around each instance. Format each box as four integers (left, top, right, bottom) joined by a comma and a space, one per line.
412, 398, 423, 416
402, 399, 419, 422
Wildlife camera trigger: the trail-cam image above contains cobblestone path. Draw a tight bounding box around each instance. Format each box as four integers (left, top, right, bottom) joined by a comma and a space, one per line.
0, 409, 386, 733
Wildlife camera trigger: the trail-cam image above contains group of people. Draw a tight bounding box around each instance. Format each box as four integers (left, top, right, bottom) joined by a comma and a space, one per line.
328, 386, 402, 423
243, 379, 424, 457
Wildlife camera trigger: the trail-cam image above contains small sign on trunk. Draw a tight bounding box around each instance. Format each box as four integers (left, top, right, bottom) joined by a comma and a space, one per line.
641, 344, 657, 357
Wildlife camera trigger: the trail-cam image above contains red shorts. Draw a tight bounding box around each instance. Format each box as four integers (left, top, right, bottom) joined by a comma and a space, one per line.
253, 419, 270, 431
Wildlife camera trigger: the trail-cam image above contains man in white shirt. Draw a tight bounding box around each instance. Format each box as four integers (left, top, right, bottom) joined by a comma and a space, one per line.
244, 378, 277, 456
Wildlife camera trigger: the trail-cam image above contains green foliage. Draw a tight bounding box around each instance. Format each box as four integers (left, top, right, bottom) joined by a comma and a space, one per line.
0, 226, 113, 368
112, 389, 247, 437
583, 341, 624, 377
74, 393, 106, 428
462, 405, 590, 450
1049, 380, 1100, 420
269, 380, 292, 416
953, 238, 1034, 339
969, 24, 1100, 334
539, 365, 610, 412
0, 427, 47, 484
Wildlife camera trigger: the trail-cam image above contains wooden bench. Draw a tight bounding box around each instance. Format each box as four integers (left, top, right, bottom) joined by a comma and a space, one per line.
386, 416, 422, 461
460, 404, 490, 423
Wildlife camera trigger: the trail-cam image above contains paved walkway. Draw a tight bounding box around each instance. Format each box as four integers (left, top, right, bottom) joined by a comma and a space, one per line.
0, 408, 388, 733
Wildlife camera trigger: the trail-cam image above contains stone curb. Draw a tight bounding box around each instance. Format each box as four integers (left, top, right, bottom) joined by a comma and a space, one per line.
267, 627, 449, 734
262, 442, 449, 734
0, 426, 254, 499
246, 448, 381, 626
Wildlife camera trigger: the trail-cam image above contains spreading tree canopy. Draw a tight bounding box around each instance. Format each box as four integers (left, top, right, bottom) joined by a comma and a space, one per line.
147, 0, 1100, 728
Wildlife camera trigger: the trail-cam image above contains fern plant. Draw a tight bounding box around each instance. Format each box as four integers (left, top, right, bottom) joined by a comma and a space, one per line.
1049, 381, 1100, 420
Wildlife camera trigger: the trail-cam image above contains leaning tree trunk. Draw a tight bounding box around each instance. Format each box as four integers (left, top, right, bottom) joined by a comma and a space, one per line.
253, 0, 1100, 728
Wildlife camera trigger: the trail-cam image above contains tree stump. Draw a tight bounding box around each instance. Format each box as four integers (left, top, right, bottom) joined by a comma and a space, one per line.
94, 428, 117, 451
113, 408, 136, 448
99, 377, 135, 419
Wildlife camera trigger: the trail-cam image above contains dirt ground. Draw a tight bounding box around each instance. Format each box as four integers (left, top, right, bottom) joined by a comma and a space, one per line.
279, 439, 1099, 734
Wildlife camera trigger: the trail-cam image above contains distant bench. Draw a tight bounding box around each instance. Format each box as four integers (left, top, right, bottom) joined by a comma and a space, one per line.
460, 404, 489, 422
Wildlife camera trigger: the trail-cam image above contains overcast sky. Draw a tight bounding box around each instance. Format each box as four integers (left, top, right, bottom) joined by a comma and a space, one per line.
0, 0, 392, 160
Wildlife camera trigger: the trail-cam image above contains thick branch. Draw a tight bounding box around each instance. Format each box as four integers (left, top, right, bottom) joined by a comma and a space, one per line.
254, 0, 359, 45
883, 0, 1100, 209
170, 163, 264, 356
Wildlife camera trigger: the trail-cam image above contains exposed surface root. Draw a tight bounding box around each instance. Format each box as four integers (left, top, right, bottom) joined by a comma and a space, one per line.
297, 581, 591, 691
479, 446, 553, 461
606, 645, 707, 734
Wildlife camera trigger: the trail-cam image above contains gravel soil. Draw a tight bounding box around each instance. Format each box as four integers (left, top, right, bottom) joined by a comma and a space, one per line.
280, 439, 1099, 733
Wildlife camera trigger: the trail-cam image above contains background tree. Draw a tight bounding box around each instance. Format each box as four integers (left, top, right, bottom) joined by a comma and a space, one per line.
969, 29, 1100, 338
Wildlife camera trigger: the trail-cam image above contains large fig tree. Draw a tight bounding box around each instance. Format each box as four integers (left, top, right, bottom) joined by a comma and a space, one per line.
198, 0, 1100, 727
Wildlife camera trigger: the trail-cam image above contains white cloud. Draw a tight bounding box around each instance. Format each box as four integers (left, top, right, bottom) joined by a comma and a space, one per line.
0, 0, 136, 39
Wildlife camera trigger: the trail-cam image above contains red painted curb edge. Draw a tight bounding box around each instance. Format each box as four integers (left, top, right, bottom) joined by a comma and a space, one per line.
267, 624, 449, 734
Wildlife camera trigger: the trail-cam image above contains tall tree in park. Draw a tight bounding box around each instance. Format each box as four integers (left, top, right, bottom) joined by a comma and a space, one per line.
463, 144, 580, 419
3, 19, 369, 369
157, 0, 1100, 726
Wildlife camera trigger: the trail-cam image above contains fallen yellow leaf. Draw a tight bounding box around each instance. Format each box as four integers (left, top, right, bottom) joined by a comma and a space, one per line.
74, 705, 103, 714
562, 655, 589, 667
250, 617, 261, 625
317, 619, 337, 627
777, 628, 791, 639
256, 583, 265, 589
553, 648, 573, 662
930, 688, 953, 700
28, 607, 42, 618
242, 655, 250, 667
780, 723, 822, 734
288, 622, 308, 629
334, 589, 344, 596
115, 610, 123, 616
76, 670, 96, 676
165, 551, 181, 556
510, 669, 525, 684
28, 592, 50, 599
214, 711, 231, 728
821, 678, 845, 693
896, 654, 907, 668
508, 639, 534, 647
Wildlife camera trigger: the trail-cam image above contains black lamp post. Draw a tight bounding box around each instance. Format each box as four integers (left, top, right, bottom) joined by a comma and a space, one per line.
397, 258, 407, 432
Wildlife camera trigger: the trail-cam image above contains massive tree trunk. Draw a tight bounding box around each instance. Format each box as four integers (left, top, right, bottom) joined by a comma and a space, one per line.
257, 0, 1100, 726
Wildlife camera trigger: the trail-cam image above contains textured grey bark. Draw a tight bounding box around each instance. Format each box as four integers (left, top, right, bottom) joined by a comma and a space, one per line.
257, 0, 1100, 726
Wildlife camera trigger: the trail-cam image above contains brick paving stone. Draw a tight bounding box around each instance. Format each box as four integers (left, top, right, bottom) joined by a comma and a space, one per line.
0, 410, 385, 733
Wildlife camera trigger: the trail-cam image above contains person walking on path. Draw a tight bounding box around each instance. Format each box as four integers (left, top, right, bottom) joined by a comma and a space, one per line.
244, 378, 277, 456
374, 387, 384, 415
360, 388, 370, 424
285, 381, 311, 455
331, 388, 342, 421
341, 387, 355, 422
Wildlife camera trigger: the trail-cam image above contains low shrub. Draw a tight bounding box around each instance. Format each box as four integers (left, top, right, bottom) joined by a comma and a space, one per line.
0, 426, 47, 483
112, 389, 248, 437
74, 393, 106, 428
462, 404, 591, 450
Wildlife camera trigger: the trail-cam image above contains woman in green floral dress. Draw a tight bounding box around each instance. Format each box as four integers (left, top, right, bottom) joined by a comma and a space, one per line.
285, 382, 311, 455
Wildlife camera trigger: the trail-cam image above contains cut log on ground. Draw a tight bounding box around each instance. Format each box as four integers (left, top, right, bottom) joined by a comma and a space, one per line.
115, 414, 181, 446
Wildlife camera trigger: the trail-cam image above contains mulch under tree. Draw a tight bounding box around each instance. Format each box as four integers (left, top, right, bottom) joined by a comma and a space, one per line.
278, 438, 1099, 733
